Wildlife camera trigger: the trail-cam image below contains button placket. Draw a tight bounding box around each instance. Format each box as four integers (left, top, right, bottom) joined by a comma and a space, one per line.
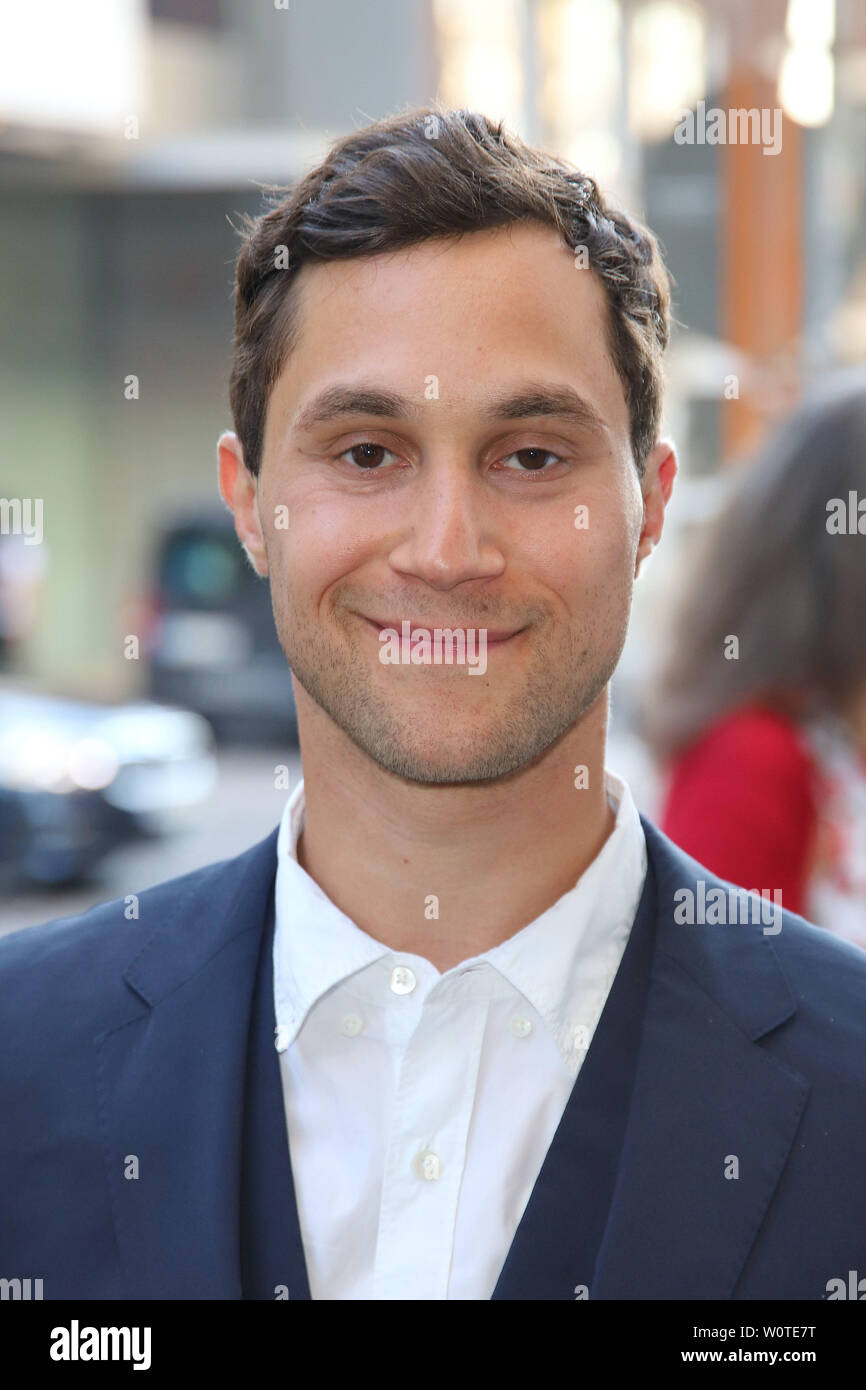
373, 986, 489, 1299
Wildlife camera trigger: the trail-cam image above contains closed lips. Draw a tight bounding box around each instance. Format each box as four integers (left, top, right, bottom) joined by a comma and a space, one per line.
361, 616, 523, 641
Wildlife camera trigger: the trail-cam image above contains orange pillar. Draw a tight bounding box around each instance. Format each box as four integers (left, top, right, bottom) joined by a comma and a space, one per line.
719, 36, 803, 461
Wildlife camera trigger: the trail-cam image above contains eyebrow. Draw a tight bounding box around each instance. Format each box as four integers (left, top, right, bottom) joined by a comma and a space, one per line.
292, 381, 610, 438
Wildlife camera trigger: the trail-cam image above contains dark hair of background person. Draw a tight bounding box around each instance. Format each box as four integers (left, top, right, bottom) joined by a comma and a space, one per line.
639, 365, 866, 762
227, 103, 674, 481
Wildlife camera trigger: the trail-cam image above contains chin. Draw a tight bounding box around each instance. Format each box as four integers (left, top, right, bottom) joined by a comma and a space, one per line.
358, 720, 542, 785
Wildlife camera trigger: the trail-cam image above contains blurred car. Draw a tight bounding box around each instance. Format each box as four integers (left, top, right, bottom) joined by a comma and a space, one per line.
143, 509, 298, 745
0, 688, 217, 888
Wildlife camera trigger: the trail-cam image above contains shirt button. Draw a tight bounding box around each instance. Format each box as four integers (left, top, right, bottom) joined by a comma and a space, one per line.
572, 1024, 590, 1051
510, 1015, 533, 1038
390, 965, 417, 995
274, 1024, 290, 1052
412, 1151, 442, 1181
341, 1013, 364, 1037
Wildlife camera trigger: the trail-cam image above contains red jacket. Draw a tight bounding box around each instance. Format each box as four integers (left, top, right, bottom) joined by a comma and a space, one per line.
659, 706, 818, 916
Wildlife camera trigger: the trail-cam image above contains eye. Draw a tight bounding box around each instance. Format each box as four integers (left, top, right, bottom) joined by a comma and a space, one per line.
338, 441, 401, 469
498, 447, 563, 473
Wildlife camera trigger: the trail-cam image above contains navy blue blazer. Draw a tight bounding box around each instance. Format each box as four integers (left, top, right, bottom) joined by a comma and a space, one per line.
1, 815, 865, 1300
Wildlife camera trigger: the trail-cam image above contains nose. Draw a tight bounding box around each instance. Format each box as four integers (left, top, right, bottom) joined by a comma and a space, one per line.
386, 458, 506, 590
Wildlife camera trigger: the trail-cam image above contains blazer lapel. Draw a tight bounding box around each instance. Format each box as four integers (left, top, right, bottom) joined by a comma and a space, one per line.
93, 828, 288, 1299
591, 818, 810, 1299
239, 880, 312, 1300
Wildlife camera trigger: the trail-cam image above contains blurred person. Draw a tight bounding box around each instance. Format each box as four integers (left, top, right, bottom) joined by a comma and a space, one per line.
642, 369, 866, 951
0, 499, 47, 670
1, 108, 866, 1304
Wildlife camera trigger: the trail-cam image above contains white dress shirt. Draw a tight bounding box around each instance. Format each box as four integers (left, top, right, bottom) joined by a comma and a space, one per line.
272, 769, 648, 1300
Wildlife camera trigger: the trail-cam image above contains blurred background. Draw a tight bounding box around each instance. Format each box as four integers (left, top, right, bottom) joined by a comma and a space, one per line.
2, 0, 865, 938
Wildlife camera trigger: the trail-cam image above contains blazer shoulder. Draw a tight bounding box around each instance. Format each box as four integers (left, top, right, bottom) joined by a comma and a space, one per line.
0, 827, 279, 1025
767, 909, 866, 1034
642, 812, 866, 1048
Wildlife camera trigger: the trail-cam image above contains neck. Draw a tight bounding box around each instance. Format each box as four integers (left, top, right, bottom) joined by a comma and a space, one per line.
294, 688, 617, 973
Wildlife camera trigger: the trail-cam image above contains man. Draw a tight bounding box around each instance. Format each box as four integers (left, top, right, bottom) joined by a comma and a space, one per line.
2, 106, 864, 1302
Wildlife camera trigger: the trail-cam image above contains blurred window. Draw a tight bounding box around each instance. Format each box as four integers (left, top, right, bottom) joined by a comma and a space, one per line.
160, 534, 242, 603
0, 0, 145, 132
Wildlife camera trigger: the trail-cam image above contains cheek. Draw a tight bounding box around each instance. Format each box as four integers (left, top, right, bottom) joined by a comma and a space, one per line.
532, 506, 635, 602
265, 521, 369, 631
266, 482, 378, 592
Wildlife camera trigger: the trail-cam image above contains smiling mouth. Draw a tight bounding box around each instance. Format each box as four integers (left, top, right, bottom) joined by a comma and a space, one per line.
358, 615, 526, 644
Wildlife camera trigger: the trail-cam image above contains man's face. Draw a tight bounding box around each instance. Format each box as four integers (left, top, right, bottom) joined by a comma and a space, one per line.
221, 220, 671, 784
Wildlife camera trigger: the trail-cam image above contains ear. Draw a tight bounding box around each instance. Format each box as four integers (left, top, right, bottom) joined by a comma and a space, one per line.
217, 430, 269, 577
634, 438, 677, 578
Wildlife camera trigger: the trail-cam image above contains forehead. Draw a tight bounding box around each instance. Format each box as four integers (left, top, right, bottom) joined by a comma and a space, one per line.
266, 221, 629, 446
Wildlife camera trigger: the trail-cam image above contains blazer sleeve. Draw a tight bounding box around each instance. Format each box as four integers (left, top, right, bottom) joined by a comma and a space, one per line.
658, 707, 818, 917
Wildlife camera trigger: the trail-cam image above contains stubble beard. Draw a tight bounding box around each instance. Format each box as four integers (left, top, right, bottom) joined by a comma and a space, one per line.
268, 582, 630, 787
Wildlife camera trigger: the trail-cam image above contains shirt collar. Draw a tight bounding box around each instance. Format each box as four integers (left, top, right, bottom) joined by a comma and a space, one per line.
274, 770, 647, 1067
274, 780, 388, 1049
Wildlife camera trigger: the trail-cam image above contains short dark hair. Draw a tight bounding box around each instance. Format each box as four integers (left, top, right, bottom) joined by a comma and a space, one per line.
228, 104, 673, 479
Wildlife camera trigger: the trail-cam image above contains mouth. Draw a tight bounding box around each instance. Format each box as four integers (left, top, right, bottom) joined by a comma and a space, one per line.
357, 615, 526, 645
